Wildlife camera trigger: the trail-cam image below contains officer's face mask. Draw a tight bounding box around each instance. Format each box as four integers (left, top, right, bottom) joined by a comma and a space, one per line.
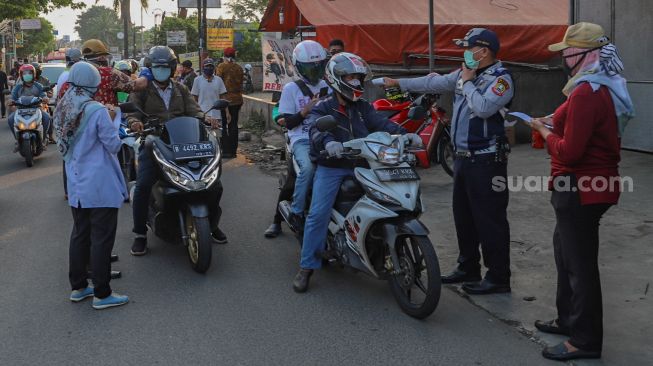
152, 67, 171, 83
463, 48, 485, 69
22, 72, 33, 83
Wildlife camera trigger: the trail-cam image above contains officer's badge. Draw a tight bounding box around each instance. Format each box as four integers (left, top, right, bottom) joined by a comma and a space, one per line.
492, 78, 510, 96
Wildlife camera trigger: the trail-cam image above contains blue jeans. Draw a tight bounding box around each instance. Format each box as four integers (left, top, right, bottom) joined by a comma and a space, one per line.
290, 139, 316, 215
7, 112, 50, 137
132, 146, 157, 235
300, 165, 353, 269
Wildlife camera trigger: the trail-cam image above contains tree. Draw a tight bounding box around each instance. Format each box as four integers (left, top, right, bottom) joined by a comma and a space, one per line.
0, 0, 85, 20
75, 5, 122, 49
226, 0, 268, 23
17, 18, 55, 58
101, 0, 149, 59
147, 14, 199, 56
233, 23, 261, 62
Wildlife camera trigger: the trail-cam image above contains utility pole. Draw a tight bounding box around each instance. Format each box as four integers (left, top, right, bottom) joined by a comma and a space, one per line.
428, 0, 434, 73
123, 0, 130, 59
141, 5, 145, 57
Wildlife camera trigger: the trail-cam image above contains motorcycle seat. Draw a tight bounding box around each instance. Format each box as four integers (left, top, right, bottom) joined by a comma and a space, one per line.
334, 177, 364, 215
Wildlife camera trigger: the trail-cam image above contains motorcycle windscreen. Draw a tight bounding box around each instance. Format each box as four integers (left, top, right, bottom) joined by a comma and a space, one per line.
163, 117, 208, 144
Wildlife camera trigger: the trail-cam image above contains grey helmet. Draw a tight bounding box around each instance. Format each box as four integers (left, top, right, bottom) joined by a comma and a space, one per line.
324, 52, 372, 102
65, 48, 82, 67
145, 46, 178, 79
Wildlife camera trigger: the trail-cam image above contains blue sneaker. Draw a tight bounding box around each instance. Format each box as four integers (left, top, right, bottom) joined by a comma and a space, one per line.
92, 292, 129, 310
70, 286, 94, 302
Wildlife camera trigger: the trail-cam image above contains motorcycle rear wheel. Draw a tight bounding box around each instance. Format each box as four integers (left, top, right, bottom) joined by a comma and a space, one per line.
22, 139, 34, 167
437, 135, 454, 177
388, 235, 441, 319
185, 212, 213, 273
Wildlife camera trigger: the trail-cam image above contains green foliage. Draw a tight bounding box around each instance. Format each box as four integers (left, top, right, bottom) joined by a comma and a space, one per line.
234, 23, 261, 62
226, 0, 268, 23
75, 5, 122, 48
0, 0, 84, 20
147, 14, 199, 55
17, 18, 55, 58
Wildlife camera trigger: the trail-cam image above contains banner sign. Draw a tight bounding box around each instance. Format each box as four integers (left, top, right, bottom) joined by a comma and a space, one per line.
178, 51, 200, 70
261, 33, 300, 92
20, 19, 41, 30
207, 19, 234, 51
178, 0, 221, 8
166, 31, 187, 46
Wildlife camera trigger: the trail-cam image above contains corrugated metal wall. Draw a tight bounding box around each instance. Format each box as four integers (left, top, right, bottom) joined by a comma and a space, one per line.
574, 0, 653, 152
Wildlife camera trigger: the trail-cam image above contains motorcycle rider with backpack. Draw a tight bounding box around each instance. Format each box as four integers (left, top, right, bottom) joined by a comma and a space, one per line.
292, 52, 422, 292
126, 46, 226, 256
264, 40, 329, 238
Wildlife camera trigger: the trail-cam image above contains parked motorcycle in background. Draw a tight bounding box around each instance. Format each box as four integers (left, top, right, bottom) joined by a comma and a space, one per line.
372, 79, 454, 177
243, 64, 254, 94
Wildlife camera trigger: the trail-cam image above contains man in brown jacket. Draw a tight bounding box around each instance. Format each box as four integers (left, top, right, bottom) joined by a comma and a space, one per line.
127, 46, 226, 256
216, 47, 244, 158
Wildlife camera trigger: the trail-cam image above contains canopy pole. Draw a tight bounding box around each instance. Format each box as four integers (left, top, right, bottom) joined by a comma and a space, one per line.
428, 0, 434, 73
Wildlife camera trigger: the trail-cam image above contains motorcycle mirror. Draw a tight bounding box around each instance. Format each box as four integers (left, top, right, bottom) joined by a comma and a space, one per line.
315, 115, 338, 132
211, 99, 229, 111
407, 106, 427, 120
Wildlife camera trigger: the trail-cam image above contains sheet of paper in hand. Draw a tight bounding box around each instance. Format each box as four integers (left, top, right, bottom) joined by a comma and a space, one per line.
507, 112, 553, 129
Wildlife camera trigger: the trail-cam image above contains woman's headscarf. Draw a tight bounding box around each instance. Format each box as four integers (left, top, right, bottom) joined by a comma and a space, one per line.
53, 61, 102, 161
561, 39, 635, 136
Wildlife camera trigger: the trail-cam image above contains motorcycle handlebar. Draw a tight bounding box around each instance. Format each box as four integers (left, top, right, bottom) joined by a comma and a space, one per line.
319, 147, 362, 159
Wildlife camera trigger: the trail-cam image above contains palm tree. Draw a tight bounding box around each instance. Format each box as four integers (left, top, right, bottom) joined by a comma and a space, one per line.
97, 0, 149, 59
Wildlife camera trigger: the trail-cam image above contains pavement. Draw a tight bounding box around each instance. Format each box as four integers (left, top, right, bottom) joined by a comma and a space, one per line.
416, 144, 653, 366
0, 120, 557, 366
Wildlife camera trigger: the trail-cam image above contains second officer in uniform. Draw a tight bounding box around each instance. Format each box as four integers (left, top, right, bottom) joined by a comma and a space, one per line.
383, 28, 513, 294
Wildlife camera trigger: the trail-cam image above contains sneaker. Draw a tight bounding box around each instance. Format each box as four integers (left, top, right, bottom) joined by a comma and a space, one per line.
70, 286, 94, 302
130, 237, 148, 256
92, 292, 129, 310
212, 228, 228, 244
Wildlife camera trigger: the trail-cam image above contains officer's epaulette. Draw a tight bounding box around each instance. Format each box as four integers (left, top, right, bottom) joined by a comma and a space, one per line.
491, 67, 512, 77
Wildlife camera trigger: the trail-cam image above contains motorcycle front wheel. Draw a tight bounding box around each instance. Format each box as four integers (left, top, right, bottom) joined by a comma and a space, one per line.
185, 212, 213, 273
388, 235, 441, 319
21, 139, 34, 167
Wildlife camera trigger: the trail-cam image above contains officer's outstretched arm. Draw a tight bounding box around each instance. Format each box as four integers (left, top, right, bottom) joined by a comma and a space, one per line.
463, 75, 514, 118
398, 70, 459, 94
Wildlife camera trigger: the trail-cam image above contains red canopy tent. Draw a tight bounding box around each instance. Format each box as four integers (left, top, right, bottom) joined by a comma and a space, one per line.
260, 0, 569, 65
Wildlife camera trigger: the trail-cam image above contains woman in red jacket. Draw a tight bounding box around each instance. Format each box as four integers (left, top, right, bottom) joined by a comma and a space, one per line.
531, 22, 634, 362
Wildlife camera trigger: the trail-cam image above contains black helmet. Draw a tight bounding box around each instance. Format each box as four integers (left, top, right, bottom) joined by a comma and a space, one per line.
324, 52, 372, 102
31, 62, 42, 77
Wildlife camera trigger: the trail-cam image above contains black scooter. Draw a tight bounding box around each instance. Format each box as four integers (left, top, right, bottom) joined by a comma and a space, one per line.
120, 100, 229, 273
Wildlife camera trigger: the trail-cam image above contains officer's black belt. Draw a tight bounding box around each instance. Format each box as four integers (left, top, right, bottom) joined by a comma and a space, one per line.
454, 146, 497, 159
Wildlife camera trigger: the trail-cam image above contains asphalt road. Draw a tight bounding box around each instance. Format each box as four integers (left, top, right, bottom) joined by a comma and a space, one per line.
0, 124, 555, 366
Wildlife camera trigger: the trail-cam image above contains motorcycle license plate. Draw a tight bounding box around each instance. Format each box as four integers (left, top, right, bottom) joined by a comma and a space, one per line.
172, 142, 214, 160
374, 167, 420, 182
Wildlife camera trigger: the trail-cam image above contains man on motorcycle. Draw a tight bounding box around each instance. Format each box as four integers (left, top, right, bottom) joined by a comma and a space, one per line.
263, 40, 328, 238
126, 46, 225, 255
7, 64, 50, 140
292, 52, 422, 292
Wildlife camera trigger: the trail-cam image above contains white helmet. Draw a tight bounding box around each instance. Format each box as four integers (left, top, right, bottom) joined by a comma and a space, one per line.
292, 40, 328, 85
324, 52, 372, 102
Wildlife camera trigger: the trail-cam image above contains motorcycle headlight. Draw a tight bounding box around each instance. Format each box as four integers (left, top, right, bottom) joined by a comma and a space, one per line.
153, 148, 199, 191
28, 121, 38, 130
16, 122, 26, 130
366, 142, 400, 165
201, 165, 220, 187
362, 184, 401, 206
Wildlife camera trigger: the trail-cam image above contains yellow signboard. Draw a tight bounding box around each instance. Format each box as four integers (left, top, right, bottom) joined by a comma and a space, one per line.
207, 19, 234, 51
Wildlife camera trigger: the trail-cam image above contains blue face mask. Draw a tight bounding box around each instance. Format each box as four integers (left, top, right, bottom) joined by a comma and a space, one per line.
152, 67, 171, 82
22, 73, 34, 83
463, 49, 483, 69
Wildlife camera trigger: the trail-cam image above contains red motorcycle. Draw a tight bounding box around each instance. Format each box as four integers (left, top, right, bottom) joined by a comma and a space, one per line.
373, 88, 454, 176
